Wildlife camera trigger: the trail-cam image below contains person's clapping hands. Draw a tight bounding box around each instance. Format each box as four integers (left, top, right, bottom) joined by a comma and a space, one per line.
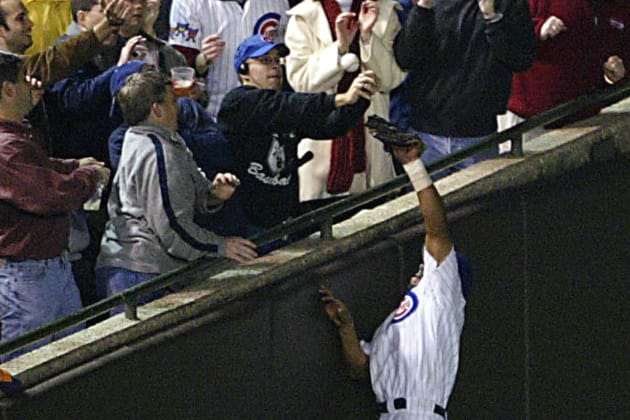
143, 0, 160, 35
90, 0, 131, 46
101, 0, 130, 28
335, 12, 358, 55
359, 0, 379, 42
540, 16, 567, 41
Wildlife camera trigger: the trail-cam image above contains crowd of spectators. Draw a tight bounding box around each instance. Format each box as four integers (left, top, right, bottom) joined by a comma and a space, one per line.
0, 0, 628, 362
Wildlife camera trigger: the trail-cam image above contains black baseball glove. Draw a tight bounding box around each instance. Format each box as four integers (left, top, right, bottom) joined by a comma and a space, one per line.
365, 115, 424, 152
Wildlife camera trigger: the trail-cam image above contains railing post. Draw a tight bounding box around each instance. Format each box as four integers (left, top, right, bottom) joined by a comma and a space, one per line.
320, 218, 333, 240
512, 132, 524, 157
123, 296, 139, 320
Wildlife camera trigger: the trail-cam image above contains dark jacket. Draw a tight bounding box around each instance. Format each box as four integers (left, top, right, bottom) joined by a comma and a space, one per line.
394, 1, 536, 136
108, 97, 233, 173
18, 29, 108, 153
218, 86, 369, 228
45, 61, 145, 163
389, 0, 415, 130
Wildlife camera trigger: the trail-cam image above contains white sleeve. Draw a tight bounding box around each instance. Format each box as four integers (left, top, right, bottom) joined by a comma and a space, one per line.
421, 246, 464, 306
284, 15, 345, 93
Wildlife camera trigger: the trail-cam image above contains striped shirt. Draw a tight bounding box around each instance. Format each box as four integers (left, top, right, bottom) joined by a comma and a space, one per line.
361, 247, 466, 419
169, 0, 290, 118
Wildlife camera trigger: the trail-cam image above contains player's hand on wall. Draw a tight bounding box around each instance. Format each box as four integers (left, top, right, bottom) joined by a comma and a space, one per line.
319, 286, 354, 328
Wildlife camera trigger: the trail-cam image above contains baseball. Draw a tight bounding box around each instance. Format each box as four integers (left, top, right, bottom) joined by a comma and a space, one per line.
340, 53, 360, 72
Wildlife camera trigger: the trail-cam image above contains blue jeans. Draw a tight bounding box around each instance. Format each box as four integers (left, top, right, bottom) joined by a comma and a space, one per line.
414, 131, 498, 180
95, 267, 163, 315
0, 256, 83, 362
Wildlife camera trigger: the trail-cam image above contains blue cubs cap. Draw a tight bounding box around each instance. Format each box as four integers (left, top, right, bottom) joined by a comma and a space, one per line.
233, 34, 289, 73
455, 252, 473, 299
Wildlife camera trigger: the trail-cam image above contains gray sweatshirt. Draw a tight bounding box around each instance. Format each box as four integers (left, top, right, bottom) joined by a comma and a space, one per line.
97, 123, 226, 274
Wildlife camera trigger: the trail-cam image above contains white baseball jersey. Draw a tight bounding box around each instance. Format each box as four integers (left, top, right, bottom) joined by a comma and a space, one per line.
361, 247, 466, 419
169, 0, 290, 118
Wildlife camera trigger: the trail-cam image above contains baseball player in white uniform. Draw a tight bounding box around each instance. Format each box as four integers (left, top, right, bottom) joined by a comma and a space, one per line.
320, 142, 472, 418
168, 0, 290, 118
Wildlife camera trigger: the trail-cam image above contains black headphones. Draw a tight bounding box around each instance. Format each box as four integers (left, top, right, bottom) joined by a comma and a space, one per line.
238, 62, 249, 75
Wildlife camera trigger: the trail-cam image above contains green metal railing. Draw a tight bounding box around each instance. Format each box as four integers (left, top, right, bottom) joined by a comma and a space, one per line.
1, 79, 629, 359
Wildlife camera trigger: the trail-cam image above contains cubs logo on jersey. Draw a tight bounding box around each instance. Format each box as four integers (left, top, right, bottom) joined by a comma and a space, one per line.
254, 12, 282, 41
392, 291, 418, 324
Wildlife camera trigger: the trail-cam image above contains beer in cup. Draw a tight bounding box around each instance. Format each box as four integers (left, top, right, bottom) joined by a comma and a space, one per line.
170, 66, 195, 97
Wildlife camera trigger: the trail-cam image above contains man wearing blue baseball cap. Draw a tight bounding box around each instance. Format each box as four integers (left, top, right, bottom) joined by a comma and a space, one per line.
320, 141, 472, 418
218, 34, 380, 236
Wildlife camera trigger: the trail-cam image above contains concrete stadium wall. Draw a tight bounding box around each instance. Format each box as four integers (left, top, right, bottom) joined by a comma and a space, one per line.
2, 156, 628, 419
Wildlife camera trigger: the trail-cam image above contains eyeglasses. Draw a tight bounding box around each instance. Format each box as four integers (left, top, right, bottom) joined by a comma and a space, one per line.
250, 56, 284, 66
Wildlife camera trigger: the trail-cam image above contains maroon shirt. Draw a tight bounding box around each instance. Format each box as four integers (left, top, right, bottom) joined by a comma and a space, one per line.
0, 119, 99, 260
508, 0, 600, 119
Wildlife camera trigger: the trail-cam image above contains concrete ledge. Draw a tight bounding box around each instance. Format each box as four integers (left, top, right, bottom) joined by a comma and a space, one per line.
2, 97, 630, 394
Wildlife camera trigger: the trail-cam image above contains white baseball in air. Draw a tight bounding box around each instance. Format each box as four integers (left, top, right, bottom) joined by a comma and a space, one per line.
340, 53, 359, 72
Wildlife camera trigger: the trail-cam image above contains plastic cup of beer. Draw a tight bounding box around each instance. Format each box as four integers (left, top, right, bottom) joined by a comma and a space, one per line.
170, 66, 195, 97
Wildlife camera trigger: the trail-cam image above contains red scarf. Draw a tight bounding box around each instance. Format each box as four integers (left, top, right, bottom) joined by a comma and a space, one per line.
321, 0, 366, 194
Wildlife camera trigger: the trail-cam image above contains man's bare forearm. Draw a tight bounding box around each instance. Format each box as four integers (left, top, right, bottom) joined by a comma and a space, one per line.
338, 324, 370, 380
